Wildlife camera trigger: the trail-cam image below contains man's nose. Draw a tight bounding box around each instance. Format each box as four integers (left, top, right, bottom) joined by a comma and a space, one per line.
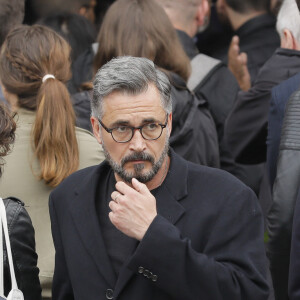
129, 129, 146, 151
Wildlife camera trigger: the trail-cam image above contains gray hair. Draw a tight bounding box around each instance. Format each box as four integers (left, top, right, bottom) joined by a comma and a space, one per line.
92, 56, 172, 118
276, 0, 300, 43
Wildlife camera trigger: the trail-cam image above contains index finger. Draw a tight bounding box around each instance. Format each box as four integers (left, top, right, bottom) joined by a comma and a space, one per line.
115, 180, 138, 196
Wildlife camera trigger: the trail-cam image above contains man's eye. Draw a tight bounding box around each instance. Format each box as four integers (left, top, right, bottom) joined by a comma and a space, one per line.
115, 126, 129, 133
145, 123, 159, 131
114, 126, 130, 133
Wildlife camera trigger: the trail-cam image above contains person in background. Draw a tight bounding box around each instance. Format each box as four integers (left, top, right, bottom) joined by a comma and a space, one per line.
38, 12, 96, 64
223, 0, 300, 194
0, 0, 25, 104
270, 85, 300, 300
215, 0, 279, 85
156, 0, 239, 142
0, 25, 104, 299
195, 0, 234, 56
30, 0, 97, 23
0, 103, 41, 299
37, 12, 97, 94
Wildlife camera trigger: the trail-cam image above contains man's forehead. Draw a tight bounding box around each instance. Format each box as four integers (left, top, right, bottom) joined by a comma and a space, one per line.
103, 84, 161, 104
101, 85, 165, 120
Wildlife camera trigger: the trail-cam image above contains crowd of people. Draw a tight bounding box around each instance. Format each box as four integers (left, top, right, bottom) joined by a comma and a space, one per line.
0, 0, 300, 299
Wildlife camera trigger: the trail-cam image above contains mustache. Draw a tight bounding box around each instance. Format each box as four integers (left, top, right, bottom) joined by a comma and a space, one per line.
121, 152, 154, 167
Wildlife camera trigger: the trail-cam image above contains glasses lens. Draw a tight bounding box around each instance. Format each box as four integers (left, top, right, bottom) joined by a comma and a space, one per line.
111, 126, 132, 142
141, 123, 162, 140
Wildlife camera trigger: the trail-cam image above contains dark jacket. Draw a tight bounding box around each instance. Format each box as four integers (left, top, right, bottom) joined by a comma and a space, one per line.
267, 72, 300, 188
170, 73, 219, 167
49, 150, 269, 300
267, 89, 300, 300
69, 45, 94, 94
289, 188, 300, 300
224, 48, 300, 165
71, 91, 93, 132
3, 197, 41, 299
214, 14, 280, 83
177, 30, 239, 140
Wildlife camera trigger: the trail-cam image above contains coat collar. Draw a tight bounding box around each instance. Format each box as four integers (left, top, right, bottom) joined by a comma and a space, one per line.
236, 14, 276, 37
69, 149, 188, 294
70, 163, 117, 287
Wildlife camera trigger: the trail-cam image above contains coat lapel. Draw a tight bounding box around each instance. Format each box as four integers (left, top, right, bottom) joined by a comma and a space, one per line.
69, 164, 117, 287
113, 150, 188, 298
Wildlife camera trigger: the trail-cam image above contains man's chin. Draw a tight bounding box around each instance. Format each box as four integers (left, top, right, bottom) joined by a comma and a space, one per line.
118, 169, 155, 184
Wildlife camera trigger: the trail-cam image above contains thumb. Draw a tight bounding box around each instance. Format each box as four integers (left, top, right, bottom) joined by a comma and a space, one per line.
132, 178, 149, 195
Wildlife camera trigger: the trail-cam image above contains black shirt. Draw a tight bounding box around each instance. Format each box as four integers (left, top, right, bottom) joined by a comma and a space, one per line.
95, 169, 138, 278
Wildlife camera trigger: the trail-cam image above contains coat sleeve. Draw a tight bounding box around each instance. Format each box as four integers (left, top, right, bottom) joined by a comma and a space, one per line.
289, 188, 300, 299
224, 49, 291, 165
127, 187, 269, 300
267, 90, 300, 300
49, 195, 74, 300
4, 199, 41, 299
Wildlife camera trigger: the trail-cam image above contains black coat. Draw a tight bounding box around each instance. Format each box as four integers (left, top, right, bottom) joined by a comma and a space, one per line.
49, 150, 269, 300
224, 48, 300, 165
289, 188, 300, 300
267, 89, 300, 300
214, 14, 280, 83
177, 30, 239, 141
3, 197, 41, 299
169, 73, 219, 167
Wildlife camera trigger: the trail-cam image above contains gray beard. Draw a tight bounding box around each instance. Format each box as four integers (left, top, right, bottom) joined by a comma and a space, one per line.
102, 138, 169, 183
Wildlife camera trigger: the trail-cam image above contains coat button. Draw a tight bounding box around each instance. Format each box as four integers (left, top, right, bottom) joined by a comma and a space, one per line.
143, 269, 150, 277
138, 266, 144, 274
106, 289, 114, 299
152, 274, 158, 282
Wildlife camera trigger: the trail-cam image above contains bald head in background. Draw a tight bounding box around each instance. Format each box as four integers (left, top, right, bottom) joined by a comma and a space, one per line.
156, 0, 209, 38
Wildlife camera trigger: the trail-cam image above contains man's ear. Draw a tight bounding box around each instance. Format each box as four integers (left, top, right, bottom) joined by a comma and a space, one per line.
167, 113, 172, 137
90, 116, 103, 145
196, 0, 209, 27
281, 29, 300, 50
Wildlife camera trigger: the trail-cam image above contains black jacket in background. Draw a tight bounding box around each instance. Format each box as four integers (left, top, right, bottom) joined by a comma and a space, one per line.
169, 73, 219, 167
177, 30, 239, 140
289, 188, 300, 300
268, 89, 300, 300
214, 14, 280, 83
71, 91, 93, 132
224, 48, 300, 165
3, 197, 41, 299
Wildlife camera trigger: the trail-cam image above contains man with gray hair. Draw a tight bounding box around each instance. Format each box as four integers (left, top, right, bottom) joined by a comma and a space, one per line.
49, 56, 269, 300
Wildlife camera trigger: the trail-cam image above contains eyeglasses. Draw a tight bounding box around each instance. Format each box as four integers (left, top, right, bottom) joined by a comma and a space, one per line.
98, 114, 168, 143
